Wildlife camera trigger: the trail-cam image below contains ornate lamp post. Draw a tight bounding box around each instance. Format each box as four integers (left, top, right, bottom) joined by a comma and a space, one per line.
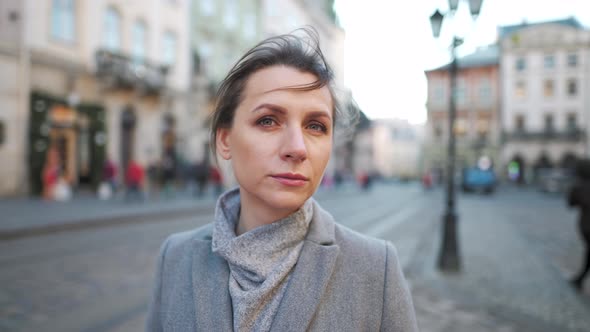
429, 0, 483, 272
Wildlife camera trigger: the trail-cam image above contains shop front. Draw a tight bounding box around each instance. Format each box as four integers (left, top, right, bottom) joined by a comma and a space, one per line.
28, 91, 106, 196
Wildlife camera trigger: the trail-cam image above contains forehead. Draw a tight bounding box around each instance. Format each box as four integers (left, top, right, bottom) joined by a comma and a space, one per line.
241, 65, 333, 107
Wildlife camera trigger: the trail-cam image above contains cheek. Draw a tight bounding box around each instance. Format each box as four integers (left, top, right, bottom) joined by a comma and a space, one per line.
231, 132, 274, 169
311, 140, 332, 172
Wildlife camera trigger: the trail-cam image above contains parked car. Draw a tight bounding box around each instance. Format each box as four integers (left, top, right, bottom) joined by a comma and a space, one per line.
461, 166, 496, 194
537, 168, 575, 194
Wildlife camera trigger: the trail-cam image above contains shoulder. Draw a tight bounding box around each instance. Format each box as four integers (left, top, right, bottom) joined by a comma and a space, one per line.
310, 200, 395, 265
158, 223, 213, 264
334, 223, 390, 259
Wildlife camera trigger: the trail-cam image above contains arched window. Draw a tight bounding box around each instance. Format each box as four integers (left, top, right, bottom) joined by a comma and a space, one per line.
132, 20, 148, 63
103, 6, 121, 51
51, 0, 75, 42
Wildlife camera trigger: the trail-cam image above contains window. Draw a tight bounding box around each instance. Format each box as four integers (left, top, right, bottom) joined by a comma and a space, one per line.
51, 0, 75, 42
454, 118, 467, 137
566, 113, 577, 132
544, 114, 554, 133
543, 80, 554, 97
515, 114, 525, 132
201, 0, 215, 16
567, 79, 577, 96
515, 81, 526, 98
515, 57, 526, 71
478, 78, 491, 105
224, 0, 238, 29
162, 31, 177, 66
132, 20, 147, 63
543, 55, 555, 69
567, 53, 578, 67
103, 6, 121, 51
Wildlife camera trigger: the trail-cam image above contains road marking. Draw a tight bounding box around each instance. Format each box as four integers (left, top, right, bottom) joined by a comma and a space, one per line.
365, 200, 425, 238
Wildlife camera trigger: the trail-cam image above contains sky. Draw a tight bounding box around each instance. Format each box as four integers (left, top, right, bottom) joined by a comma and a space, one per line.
334, 0, 590, 124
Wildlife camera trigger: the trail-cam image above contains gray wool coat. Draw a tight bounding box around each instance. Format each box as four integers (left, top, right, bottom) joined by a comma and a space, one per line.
146, 201, 418, 331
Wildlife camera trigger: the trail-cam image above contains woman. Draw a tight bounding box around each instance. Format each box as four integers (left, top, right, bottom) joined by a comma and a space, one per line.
147, 29, 418, 331
569, 159, 590, 290
42, 146, 60, 200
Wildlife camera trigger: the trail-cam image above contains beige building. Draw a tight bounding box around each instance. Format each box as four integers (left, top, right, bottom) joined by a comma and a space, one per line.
424, 45, 501, 179
188, 0, 262, 167
372, 119, 424, 179
0, 0, 191, 197
499, 18, 590, 183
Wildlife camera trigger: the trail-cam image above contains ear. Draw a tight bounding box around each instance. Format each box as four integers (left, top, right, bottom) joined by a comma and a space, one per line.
216, 127, 232, 160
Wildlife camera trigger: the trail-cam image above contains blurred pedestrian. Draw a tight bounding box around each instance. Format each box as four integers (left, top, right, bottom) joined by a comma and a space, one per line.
194, 161, 208, 197
146, 29, 417, 331
146, 161, 161, 199
125, 159, 144, 202
569, 159, 590, 290
422, 171, 433, 190
358, 171, 372, 191
209, 165, 223, 197
102, 156, 117, 193
161, 152, 176, 198
42, 145, 60, 200
333, 169, 343, 187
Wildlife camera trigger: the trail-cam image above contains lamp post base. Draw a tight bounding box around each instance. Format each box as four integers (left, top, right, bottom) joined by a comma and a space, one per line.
437, 211, 461, 272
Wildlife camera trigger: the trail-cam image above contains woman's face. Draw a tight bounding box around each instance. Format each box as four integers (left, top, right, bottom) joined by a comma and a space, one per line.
217, 65, 333, 218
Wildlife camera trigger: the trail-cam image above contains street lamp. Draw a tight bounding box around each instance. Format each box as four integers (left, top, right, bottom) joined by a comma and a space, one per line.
429, 0, 483, 272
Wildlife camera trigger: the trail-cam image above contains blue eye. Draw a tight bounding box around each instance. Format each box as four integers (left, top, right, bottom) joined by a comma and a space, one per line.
257, 117, 276, 127
308, 122, 327, 133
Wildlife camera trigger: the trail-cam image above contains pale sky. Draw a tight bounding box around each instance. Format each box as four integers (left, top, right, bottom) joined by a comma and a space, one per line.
334, 0, 590, 124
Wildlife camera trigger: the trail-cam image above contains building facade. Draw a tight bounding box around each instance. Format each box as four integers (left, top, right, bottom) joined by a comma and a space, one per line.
424, 45, 501, 179
499, 18, 590, 183
188, 0, 263, 185
0, 0, 191, 197
372, 119, 424, 180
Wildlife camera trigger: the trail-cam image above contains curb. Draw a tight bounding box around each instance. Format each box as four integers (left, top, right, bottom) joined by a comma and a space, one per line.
0, 204, 215, 241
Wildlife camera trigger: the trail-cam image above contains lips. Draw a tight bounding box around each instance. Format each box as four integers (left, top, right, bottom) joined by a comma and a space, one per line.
271, 173, 309, 186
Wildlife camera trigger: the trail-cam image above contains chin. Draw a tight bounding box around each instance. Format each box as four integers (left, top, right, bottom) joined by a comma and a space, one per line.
263, 189, 313, 213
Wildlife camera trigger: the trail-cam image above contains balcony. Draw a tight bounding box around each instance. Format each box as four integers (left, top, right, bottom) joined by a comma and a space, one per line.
95, 49, 169, 95
503, 128, 585, 142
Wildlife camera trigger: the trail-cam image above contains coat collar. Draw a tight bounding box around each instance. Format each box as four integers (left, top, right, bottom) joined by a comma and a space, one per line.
191, 231, 234, 331
270, 200, 340, 330
191, 199, 340, 331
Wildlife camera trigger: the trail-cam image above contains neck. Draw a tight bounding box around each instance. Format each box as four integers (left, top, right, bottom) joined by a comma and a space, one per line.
236, 189, 297, 236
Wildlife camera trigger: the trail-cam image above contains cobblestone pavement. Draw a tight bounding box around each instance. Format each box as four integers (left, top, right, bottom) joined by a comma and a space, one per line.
1, 183, 589, 331
405, 188, 590, 332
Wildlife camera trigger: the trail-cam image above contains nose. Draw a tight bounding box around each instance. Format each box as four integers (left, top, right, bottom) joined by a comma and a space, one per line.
281, 126, 307, 162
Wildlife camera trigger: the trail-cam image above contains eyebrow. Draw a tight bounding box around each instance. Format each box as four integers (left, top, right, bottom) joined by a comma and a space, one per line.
251, 103, 332, 120
251, 103, 287, 114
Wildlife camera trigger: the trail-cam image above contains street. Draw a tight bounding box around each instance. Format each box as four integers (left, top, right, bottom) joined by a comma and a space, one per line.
1, 183, 589, 331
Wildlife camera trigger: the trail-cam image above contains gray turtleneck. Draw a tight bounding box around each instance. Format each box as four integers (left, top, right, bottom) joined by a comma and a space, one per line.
211, 188, 313, 332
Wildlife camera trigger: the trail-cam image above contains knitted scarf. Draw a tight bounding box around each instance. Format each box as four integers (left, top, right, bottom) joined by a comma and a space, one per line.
211, 188, 313, 332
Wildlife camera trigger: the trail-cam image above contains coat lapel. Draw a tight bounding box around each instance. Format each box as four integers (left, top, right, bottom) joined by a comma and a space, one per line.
270, 201, 340, 331
191, 238, 234, 331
